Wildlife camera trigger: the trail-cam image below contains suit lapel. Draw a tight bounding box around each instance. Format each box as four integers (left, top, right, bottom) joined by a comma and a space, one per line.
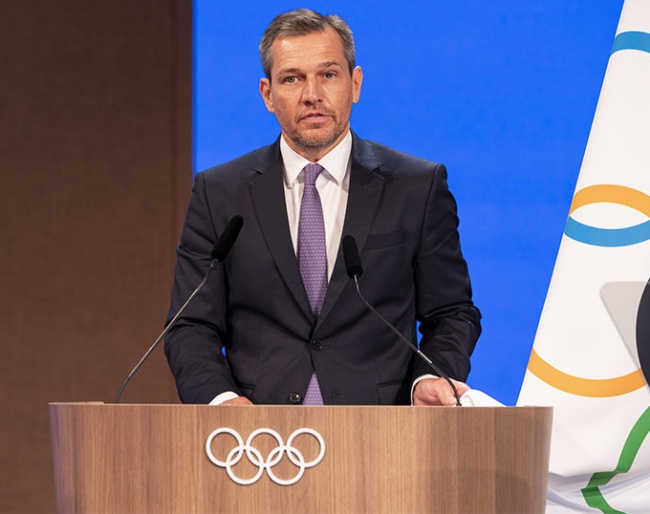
317, 137, 385, 327
249, 153, 314, 322
249, 135, 386, 328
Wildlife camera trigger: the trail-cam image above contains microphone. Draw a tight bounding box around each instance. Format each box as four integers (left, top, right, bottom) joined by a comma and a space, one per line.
341, 235, 462, 406
211, 215, 244, 261
115, 215, 244, 403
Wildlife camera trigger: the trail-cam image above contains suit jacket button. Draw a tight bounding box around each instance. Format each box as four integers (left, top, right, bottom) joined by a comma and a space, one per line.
311, 340, 323, 351
288, 392, 302, 404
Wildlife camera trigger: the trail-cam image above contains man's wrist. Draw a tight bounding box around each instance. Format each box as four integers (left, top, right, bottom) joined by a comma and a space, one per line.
410, 374, 439, 404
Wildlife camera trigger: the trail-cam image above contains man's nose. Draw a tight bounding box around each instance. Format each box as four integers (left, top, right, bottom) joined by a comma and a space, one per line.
301, 78, 323, 104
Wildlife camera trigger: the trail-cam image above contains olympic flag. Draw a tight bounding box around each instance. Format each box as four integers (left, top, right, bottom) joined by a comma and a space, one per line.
517, 1, 650, 512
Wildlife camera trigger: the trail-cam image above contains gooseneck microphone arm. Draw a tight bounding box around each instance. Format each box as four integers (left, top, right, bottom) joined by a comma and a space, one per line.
114, 262, 217, 403
341, 235, 462, 406
115, 215, 244, 404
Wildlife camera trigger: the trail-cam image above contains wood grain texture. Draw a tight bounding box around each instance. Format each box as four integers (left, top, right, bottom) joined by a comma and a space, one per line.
50, 403, 552, 513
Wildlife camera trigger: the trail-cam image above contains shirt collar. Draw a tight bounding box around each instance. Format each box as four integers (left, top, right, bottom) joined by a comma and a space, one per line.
280, 131, 352, 188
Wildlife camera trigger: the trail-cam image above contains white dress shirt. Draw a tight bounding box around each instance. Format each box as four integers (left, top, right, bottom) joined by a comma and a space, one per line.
281, 132, 351, 279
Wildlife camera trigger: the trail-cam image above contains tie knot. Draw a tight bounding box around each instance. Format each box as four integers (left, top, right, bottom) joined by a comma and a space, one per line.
303, 163, 324, 186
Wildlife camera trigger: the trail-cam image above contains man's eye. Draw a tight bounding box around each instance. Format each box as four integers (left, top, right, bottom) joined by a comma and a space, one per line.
283, 76, 297, 84
324, 72, 336, 79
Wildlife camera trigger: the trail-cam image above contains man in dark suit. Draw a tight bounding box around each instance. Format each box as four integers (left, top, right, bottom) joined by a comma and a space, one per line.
164, 9, 481, 406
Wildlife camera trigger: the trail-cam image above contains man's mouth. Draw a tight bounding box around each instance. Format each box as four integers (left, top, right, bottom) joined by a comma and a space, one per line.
300, 112, 331, 122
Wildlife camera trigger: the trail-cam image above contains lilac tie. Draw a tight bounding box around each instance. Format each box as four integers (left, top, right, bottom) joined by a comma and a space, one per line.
299, 163, 326, 405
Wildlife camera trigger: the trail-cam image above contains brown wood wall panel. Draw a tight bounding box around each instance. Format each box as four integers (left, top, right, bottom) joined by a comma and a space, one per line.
0, 1, 192, 511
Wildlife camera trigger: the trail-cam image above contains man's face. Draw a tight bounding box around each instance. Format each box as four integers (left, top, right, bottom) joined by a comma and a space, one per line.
260, 27, 363, 161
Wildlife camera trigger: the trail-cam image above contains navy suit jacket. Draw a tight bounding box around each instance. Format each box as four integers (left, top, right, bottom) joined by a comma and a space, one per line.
164, 133, 481, 405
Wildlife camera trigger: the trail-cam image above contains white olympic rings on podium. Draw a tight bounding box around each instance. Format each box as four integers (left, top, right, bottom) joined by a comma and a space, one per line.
205, 427, 326, 486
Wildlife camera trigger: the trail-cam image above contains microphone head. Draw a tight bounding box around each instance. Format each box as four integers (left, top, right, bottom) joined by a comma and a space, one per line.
342, 235, 363, 278
211, 215, 244, 262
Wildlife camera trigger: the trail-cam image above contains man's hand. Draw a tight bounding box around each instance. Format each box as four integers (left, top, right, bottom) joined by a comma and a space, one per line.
413, 377, 469, 406
220, 396, 254, 406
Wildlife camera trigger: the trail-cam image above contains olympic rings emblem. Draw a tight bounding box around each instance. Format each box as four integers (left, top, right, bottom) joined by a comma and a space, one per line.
205, 427, 326, 486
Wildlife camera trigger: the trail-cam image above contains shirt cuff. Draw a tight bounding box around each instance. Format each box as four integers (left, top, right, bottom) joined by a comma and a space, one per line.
209, 391, 239, 405
411, 374, 438, 404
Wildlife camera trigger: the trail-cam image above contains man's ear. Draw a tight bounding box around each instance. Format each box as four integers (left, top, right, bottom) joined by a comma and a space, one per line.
352, 66, 363, 104
259, 78, 275, 113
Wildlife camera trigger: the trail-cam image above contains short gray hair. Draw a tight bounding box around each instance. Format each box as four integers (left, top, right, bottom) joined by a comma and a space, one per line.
259, 9, 356, 80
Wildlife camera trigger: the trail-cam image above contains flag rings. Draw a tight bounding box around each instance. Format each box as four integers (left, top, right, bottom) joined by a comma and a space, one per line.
205, 427, 326, 486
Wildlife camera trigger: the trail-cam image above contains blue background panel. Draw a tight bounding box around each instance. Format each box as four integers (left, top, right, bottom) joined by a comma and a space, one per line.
194, 1, 624, 405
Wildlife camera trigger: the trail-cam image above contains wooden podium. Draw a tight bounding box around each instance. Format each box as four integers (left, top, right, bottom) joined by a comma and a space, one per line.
49, 403, 551, 513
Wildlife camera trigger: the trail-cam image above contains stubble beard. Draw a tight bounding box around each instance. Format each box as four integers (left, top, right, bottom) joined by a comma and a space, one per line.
292, 120, 347, 154
296, 131, 338, 151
